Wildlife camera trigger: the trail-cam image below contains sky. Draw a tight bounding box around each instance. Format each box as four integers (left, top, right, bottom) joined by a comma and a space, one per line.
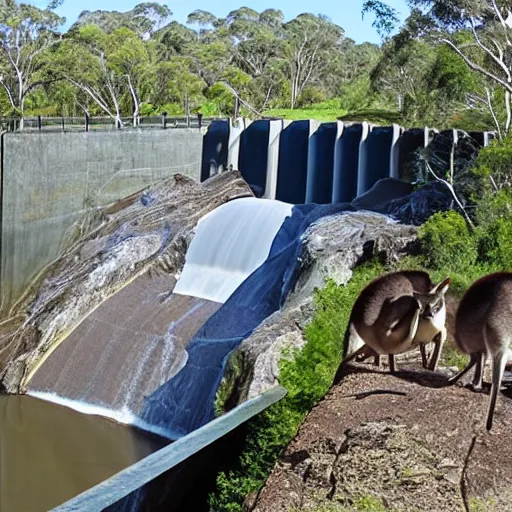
28, 0, 410, 44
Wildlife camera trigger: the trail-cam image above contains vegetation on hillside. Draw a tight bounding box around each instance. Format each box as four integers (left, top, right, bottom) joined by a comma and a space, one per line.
0, 0, 503, 131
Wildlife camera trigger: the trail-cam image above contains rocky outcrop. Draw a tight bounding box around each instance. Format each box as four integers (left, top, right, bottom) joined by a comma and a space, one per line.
218, 211, 418, 407
0, 171, 253, 393
252, 367, 512, 512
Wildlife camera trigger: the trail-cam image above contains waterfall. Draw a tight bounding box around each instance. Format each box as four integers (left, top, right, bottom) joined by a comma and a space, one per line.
173, 197, 293, 304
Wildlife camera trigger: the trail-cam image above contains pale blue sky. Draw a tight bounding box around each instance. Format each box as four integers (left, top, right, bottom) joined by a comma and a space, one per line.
29, 0, 410, 43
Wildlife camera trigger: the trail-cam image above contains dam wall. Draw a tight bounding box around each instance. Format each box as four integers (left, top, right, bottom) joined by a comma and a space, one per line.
202, 119, 494, 203
0, 129, 203, 313
0, 121, 493, 314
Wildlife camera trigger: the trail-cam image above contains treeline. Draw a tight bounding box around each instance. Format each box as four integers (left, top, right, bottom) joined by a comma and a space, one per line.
0, 1, 496, 130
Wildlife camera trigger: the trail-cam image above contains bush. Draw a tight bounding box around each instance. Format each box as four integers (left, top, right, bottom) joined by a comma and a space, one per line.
418, 210, 477, 271
475, 189, 512, 270
296, 86, 327, 108
208, 260, 383, 512
472, 136, 512, 191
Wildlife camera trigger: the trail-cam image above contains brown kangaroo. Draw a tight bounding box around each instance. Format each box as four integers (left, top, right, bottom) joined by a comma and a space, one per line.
342, 271, 450, 373
448, 272, 512, 431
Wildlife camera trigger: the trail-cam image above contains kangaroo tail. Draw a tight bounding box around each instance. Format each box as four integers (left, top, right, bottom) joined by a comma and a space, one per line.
447, 353, 479, 385
486, 350, 507, 431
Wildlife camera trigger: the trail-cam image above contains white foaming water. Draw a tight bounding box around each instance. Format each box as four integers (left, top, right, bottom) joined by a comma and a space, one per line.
173, 197, 293, 303
27, 390, 177, 440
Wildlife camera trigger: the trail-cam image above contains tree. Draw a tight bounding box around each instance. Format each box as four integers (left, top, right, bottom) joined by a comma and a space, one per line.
154, 57, 206, 112
55, 25, 151, 127
363, 0, 512, 137
283, 14, 345, 109
0, 1, 64, 127
108, 28, 155, 124
371, 35, 436, 112
72, 3, 172, 39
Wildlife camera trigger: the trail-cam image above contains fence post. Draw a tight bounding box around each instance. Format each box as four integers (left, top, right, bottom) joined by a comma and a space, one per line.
162, 112, 167, 129
61, 117, 65, 132
37, 115, 42, 131
85, 113, 89, 132
197, 113, 203, 129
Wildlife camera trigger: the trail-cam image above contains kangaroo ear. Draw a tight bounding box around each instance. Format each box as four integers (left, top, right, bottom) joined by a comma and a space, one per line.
432, 277, 451, 296
412, 291, 430, 305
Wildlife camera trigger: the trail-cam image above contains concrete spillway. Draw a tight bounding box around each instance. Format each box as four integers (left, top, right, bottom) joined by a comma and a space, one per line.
27, 271, 220, 439
173, 197, 293, 304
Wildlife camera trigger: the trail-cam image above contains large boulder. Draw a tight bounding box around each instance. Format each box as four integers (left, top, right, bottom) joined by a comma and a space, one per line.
0, 171, 253, 393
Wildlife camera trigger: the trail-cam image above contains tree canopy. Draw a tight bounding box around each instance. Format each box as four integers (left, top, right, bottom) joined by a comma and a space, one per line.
0, 0, 499, 132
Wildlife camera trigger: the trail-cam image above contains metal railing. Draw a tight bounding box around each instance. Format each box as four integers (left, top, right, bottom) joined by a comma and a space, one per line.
51, 386, 287, 511
0, 114, 222, 133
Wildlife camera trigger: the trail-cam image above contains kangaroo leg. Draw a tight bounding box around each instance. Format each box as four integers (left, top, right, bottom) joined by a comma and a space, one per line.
388, 354, 396, 373
486, 350, 507, 431
420, 342, 429, 369
448, 353, 479, 385
470, 352, 486, 392
428, 327, 447, 372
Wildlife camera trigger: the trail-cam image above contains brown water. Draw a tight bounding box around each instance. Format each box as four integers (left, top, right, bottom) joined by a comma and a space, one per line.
0, 394, 167, 512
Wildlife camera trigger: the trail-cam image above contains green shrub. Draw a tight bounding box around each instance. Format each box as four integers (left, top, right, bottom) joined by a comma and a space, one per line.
418, 210, 477, 271
474, 189, 512, 269
472, 136, 512, 191
208, 260, 383, 512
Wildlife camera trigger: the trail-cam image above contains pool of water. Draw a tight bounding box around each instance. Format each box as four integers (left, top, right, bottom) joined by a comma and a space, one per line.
0, 395, 167, 512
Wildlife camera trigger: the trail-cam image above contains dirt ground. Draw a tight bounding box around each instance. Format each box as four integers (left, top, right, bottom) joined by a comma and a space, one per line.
251, 296, 512, 512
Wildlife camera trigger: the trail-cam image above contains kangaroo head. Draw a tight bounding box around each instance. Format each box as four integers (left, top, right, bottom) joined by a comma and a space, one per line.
413, 277, 451, 320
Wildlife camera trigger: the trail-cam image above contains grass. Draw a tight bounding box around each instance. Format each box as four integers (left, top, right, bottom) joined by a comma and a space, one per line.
208, 259, 384, 512
263, 107, 347, 122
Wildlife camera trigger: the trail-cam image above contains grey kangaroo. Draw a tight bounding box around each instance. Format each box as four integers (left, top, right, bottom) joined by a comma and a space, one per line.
448, 272, 512, 431
342, 271, 450, 373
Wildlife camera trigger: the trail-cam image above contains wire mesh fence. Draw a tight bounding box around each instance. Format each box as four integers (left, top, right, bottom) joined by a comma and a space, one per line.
0, 114, 220, 133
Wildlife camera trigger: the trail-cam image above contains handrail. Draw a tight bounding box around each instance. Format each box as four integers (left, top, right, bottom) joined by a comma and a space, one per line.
51, 385, 287, 511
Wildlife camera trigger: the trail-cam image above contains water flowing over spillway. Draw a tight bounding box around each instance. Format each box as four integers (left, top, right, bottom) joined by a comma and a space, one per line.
173, 197, 294, 303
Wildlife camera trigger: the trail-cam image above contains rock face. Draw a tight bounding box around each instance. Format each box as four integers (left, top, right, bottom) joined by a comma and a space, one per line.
252, 367, 512, 512
0, 171, 253, 393
219, 211, 418, 407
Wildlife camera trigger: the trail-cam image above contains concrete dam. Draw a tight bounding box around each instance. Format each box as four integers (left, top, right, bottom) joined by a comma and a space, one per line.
0, 120, 490, 510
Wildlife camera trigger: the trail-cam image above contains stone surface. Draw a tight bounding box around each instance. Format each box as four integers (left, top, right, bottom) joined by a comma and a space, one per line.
252, 367, 512, 512
0, 171, 253, 393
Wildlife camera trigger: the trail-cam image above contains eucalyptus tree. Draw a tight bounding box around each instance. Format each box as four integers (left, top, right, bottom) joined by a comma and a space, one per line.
71, 2, 172, 39
0, 1, 64, 127
364, 0, 512, 138
55, 25, 154, 126
283, 14, 345, 108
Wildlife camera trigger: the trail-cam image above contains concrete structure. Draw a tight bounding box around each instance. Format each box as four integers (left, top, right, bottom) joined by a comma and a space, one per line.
0, 129, 202, 313
0, 120, 492, 314
202, 119, 492, 205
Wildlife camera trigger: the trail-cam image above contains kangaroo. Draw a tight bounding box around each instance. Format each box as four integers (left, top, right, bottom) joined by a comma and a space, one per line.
342, 271, 450, 373
448, 272, 512, 431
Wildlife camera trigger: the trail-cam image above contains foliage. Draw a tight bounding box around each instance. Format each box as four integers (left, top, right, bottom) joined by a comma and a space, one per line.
208, 260, 384, 512
364, 0, 512, 137
472, 136, 512, 191
417, 210, 478, 271
0, 1, 495, 129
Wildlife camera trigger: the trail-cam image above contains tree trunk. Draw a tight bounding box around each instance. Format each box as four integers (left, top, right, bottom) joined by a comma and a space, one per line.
19, 98, 25, 131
